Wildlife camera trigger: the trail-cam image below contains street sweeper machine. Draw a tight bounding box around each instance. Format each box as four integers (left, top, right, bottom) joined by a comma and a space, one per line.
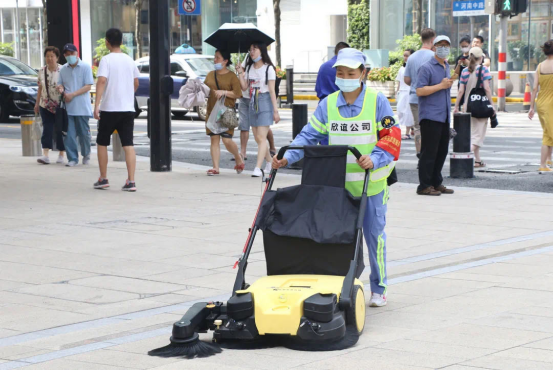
149, 146, 369, 359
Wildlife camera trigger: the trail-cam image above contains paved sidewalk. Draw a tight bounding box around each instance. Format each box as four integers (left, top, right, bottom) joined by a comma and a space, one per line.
2, 137, 553, 370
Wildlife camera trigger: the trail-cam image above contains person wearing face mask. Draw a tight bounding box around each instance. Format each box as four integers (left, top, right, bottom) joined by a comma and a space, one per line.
396, 49, 415, 139
57, 43, 94, 167
236, 42, 281, 178
272, 48, 402, 308
415, 35, 455, 196
203, 49, 245, 176
454, 36, 472, 81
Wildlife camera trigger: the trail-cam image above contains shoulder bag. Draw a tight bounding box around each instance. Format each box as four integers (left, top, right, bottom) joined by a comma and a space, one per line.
214, 72, 239, 129
466, 66, 495, 119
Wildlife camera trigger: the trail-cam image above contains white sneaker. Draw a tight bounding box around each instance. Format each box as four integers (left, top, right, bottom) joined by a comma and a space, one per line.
65, 161, 77, 167
368, 293, 387, 307
264, 162, 272, 174
56, 156, 64, 164
252, 167, 263, 177
82, 156, 90, 165
37, 156, 50, 164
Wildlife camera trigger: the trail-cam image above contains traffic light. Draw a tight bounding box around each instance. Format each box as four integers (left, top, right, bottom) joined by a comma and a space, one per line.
499, 0, 527, 16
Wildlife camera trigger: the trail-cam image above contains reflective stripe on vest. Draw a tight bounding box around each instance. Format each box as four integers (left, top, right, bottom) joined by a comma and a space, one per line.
327, 89, 393, 197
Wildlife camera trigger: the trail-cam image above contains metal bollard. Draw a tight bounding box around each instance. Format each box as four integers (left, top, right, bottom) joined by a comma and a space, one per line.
450, 113, 473, 178
112, 130, 126, 162
20, 115, 41, 156
289, 104, 308, 170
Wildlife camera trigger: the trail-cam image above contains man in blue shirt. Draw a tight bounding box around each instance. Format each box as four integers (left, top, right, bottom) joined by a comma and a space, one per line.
315, 42, 350, 101
57, 44, 94, 167
273, 49, 402, 308
415, 35, 455, 196
404, 28, 436, 157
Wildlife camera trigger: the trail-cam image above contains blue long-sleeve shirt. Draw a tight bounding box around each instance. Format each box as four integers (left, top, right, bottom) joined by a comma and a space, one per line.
315, 56, 340, 100
284, 85, 397, 169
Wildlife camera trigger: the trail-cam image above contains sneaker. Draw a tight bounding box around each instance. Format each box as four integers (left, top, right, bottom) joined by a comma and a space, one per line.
547, 160, 553, 168
417, 186, 441, 196
434, 185, 454, 194
368, 293, 387, 307
82, 156, 90, 165
37, 156, 50, 164
122, 180, 137, 192
56, 156, 64, 164
93, 178, 110, 189
65, 161, 77, 167
252, 167, 263, 177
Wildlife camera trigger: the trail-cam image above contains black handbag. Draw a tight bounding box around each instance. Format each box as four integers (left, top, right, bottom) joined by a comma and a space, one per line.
54, 95, 69, 136
466, 67, 495, 119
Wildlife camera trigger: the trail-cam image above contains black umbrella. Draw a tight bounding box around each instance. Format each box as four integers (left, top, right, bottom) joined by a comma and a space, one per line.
204, 23, 275, 54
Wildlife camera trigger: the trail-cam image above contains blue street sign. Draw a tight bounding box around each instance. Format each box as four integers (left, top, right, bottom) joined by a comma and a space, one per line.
179, 0, 201, 16
453, 0, 486, 17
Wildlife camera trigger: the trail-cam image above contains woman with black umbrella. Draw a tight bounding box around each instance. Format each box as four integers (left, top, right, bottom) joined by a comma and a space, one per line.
236, 42, 281, 177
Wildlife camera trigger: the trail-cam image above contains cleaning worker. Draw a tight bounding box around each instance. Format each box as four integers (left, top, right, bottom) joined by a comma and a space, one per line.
272, 48, 401, 307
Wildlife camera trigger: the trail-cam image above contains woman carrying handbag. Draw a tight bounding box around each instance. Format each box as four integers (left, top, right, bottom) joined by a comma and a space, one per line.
204, 49, 244, 176
34, 46, 66, 165
454, 47, 495, 168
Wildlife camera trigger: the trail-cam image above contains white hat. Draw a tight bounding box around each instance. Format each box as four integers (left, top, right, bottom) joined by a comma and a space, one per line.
434, 35, 452, 45
469, 47, 483, 59
333, 48, 367, 69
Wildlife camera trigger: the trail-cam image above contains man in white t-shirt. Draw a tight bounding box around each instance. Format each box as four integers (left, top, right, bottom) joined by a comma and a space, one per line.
93, 28, 140, 192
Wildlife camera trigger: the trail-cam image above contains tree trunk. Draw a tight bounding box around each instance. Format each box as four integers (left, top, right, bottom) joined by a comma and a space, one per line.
416, 0, 423, 34
273, 0, 281, 66
135, 0, 143, 58
42, 0, 48, 48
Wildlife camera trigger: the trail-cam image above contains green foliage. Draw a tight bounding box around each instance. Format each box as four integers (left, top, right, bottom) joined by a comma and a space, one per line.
0, 42, 14, 57
388, 34, 422, 65
94, 38, 130, 62
367, 61, 402, 82
347, 1, 370, 50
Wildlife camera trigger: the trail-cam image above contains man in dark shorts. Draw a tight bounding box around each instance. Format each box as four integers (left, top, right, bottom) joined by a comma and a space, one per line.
93, 28, 140, 191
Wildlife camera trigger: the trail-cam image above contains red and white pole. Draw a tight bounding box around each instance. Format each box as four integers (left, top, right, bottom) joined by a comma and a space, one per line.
498, 15, 508, 111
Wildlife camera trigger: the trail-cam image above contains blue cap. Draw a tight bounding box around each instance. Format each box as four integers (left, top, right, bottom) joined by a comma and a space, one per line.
333, 48, 367, 69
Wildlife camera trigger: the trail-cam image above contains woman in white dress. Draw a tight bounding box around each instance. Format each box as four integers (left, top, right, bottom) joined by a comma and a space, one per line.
395, 49, 415, 139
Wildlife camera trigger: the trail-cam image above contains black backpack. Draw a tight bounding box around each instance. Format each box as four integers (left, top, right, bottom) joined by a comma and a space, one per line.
466, 66, 494, 119
246, 64, 281, 97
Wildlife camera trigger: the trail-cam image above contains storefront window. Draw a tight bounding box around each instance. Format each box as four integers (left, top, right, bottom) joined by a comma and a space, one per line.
27, 8, 42, 68
90, 0, 135, 62
2, 9, 14, 44
380, 0, 405, 51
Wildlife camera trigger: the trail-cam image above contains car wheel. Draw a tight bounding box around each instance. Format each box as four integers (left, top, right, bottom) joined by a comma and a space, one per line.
0, 102, 9, 123
171, 111, 187, 118
197, 102, 207, 121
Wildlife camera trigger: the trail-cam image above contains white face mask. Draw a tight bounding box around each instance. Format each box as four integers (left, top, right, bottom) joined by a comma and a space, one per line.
461, 47, 470, 53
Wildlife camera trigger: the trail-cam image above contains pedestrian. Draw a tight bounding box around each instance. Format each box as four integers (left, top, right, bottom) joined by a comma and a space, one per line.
236, 42, 280, 177
415, 35, 455, 196
396, 49, 415, 139
316, 41, 350, 101
471, 36, 491, 68
93, 28, 140, 191
272, 48, 401, 307
454, 47, 495, 168
453, 36, 472, 80
35, 46, 66, 165
528, 39, 553, 173
404, 28, 436, 159
57, 43, 94, 167
236, 64, 277, 162
203, 49, 245, 175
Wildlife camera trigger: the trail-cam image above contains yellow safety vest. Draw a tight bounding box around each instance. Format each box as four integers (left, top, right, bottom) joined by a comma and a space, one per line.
325, 89, 395, 197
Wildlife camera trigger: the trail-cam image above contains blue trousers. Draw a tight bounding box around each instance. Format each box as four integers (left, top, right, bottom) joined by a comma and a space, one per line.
363, 187, 389, 295
64, 115, 91, 163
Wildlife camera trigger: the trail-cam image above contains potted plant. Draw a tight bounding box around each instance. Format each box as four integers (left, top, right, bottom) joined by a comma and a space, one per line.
508, 40, 526, 71
366, 64, 401, 98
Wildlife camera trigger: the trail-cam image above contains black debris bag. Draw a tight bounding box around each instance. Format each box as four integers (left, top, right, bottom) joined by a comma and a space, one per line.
54, 95, 69, 136
467, 67, 495, 119
255, 146, 365, 278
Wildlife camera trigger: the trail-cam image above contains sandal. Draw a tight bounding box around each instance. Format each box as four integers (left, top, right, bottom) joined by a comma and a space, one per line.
474, 161, 486, 168
270, 150, 277, 157
207, 169, 220, 176
234, 163, 245, 174
402, 135, 412, 140
231, 154, 247, 162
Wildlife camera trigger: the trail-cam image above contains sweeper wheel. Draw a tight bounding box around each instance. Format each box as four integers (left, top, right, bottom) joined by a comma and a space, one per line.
345, 285, 365, 335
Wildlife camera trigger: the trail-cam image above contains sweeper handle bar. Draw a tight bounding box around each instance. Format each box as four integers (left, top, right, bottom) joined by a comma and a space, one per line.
276, 146, 363, 161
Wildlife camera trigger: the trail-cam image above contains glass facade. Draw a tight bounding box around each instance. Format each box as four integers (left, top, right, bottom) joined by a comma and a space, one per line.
0, 6, 43, 68
384, 0, 553, 72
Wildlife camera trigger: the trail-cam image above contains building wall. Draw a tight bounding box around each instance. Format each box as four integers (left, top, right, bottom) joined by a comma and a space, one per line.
257, 0, 348, 71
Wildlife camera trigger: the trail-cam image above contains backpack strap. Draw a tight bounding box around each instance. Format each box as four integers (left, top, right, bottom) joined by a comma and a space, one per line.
44, 67, 51, 100
265, 65, 276, 86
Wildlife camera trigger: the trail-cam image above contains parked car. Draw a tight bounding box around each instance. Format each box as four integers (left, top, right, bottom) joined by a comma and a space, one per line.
0, 56, 38, 122
135, 54, 214, 120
